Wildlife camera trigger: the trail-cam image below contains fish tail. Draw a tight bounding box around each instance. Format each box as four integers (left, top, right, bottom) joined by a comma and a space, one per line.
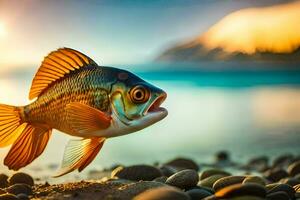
0, 103, 52, 170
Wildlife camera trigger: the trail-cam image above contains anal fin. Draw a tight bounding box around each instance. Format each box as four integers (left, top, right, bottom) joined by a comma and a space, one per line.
53, 137, 105, 177
4, 123, 52, 170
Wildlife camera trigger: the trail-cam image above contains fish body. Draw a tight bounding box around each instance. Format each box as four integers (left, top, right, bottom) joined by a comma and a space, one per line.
0, 48, 167, 176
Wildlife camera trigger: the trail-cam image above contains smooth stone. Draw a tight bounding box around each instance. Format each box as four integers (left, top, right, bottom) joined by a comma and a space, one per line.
0, 174, 8, 189
133, 186, 190, 200
111, 165, 162, 181
153, 176, 168, 183
296, 174, 300, 180
0, 190, 5, 195
200, 169, 231, 180
199, 174, 227, 188
5, 184, 32, 195
0, 194, 18, 200
160, 165, 179, 177
243, 176, 266, 186
294, 184, 300, 191
215, 183, 266, 198
215, 151, 230, 162
164, 158, 199, 171
280, 177, 300, 187
8, 173, 34, 186
266, 191, 290, 200
16, 193, 29, 200
288, 161, 300, 177
186, 188, 212, 200
166, 169, 199, 189
267, 183, 295, 199
118, 181, 167, 198
213, 176, 246, 192
203, 195, 218, 200
272, 154, 294, 168
231, 196, 264, 200
247, 156, 269, 171
264, 168, 289, 182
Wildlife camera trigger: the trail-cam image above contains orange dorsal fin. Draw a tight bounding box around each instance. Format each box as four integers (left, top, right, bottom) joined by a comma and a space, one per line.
66, 102, 111, 135
53, 137, 105, 177
29, 48, 97, 100
4, 123, 52, 170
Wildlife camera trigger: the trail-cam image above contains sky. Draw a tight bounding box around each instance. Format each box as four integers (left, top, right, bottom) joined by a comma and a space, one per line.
0, 0, 296, 72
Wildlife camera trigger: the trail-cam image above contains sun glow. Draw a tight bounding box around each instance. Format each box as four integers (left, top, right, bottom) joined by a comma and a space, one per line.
197, 1, 300, 54
0, 22, 6, 38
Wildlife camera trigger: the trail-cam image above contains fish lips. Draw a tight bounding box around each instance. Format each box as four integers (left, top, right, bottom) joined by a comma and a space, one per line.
143, 92, 168, 119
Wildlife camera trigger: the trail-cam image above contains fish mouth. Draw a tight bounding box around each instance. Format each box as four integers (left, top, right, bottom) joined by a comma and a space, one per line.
144, 92, 167, 115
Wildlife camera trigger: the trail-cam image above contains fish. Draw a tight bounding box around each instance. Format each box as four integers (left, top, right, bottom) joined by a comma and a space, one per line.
0, 48, 168, 176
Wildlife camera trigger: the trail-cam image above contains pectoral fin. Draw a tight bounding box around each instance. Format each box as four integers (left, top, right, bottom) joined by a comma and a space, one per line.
53, 137, 105, 177
66, 102, 111, 134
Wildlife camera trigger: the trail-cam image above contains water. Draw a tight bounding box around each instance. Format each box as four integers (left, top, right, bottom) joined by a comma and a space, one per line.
0, 63, 300, 181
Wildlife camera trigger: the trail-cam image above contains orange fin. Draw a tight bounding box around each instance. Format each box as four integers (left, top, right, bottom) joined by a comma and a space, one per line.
66, 102, 111, 134
29, 48, 98, 100
4, 124, 52, 170
53, 137, 105, 177
0, 104, 23, 147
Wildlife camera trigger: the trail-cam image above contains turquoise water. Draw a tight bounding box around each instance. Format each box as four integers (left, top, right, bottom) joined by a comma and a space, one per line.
0, 64, 300, 181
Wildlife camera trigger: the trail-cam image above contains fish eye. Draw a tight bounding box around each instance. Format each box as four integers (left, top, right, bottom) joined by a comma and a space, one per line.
129, 85, 150, 104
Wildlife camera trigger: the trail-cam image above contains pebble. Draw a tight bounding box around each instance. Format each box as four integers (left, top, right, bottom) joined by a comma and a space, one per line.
266, 191, 290, 200
153, 176, 168, 183
166, 169, 199, 189
0, 190, 5, 195
243, 176, 266, 186
264, 168, 289, 182
213, 176, 246, 192
8, 173, 34, 186
111, 165, 162, 181
288, 160, 300, 177
118, 181, 167, 198
272, 154, 294, 168
186, 188, 212, 200
200, 169, 231, 180
5, 184, 32, 196
16, 193, 29, 200
280, 177, 300, 187
230, 196, 265, 200
133, 186, 190, 200
0, 174, 8, 189
0, 194, 18, 200
215, 183, 266, 198
199, 174, 227, 188
267, 183, 295, 199
159, 165, 178, 177
164, 158, 199, 171
247, 156, 269, 171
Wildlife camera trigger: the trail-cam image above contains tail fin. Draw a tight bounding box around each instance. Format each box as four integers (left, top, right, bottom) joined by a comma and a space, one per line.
0, 103, 52, 170
0, 104, 23, 147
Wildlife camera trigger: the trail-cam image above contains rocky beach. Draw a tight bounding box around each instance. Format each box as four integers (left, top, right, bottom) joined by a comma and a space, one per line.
0, 152, 299, 200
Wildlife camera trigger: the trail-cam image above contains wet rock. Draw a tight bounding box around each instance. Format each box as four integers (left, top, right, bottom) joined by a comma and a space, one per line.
243, 176, 266, 186
272, 154, 294, 168
280, 177, 300, 187
247, 156, 269, 171
153, 176, 168, 183
16, 193, 29, 200
264, 168, 288, 182
199, 174, 227, 188
5, 184, 32, 196
200, 169, 231, 180
0, 174, 8, 189
0, 194, 18, 200
118, 181, 167, 198
215, 151, 230, 162
267, 183, 295, 199
215, 183, 266, 198
288, 160, 300, 177
111, 165, 162, 181
186, 188, 212, 200
266, 191, 290, 200
166, 169, 199, 189
164, 158, 199, 171
159, 165, 178, 177
8, 173, 34, 186
133, 186, 190, 200
213, 176, 246, 192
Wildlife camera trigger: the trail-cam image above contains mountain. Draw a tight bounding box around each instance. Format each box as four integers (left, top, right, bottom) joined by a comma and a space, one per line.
157, 1, 300, 63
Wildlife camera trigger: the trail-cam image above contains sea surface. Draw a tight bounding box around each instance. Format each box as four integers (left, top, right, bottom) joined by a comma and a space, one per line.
0, 62, 300, 182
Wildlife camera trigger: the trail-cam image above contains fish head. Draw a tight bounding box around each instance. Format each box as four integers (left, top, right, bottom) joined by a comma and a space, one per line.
110, 69, 168, 133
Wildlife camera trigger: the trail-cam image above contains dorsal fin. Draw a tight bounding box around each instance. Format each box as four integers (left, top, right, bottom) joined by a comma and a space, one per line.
29, 48, 97, 100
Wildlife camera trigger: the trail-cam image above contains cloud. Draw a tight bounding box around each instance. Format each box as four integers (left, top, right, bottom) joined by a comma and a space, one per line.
197, 1, 300, 54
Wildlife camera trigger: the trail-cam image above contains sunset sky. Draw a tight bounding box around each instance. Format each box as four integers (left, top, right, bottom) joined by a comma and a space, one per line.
0, 0, 297, 72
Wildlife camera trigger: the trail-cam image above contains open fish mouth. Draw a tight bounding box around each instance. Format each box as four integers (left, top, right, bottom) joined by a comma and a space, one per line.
144, 92, 167, 115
